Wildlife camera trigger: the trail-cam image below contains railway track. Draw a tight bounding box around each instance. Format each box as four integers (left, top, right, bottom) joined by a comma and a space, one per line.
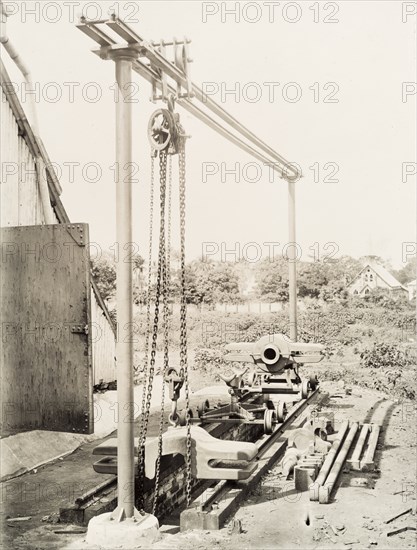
181, 388, 322, 529
60, 389, 323, 527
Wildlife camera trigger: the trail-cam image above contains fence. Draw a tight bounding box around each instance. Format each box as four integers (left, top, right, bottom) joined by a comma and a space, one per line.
134, 301, 310, 315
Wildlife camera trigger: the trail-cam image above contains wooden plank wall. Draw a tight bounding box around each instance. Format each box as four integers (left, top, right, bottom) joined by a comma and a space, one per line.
1, 89, 116, 386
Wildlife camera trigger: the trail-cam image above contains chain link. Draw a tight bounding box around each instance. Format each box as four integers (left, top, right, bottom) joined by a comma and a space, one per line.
139, 109, 191, 513
138, 151, 167, 511
138, 155, 155, 450
178, 136, 192, 507
153, 153, 172, 516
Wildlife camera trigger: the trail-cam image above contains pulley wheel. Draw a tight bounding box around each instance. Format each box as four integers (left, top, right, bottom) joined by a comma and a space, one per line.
178, 408, 193, 426
175, 44, 187, 73
263, 408, 276, 434
197, 399, 210, 417
148, 108, 176, 151
301, 380, 310, 399
276, 401, 287, 423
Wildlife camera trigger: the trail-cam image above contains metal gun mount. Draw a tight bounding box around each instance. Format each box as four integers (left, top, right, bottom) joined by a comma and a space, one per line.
222, 333, 325, 398
182, 335, 324, 433
224, 333, 325, 374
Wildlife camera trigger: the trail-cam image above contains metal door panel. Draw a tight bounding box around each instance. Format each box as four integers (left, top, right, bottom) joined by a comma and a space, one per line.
0, 223, 93, 435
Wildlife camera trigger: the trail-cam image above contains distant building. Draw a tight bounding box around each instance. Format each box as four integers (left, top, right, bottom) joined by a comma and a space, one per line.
407, 279, 416, 301
347, 262, 408, 298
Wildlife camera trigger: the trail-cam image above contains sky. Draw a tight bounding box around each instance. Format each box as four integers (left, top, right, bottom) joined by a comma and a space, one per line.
2, 0, 416, 268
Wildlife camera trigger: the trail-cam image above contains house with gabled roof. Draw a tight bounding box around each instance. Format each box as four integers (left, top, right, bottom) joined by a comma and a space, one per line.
347, 261, 408, 298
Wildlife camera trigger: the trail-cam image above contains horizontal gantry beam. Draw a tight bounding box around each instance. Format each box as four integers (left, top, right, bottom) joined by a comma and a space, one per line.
76, 15, 301, 182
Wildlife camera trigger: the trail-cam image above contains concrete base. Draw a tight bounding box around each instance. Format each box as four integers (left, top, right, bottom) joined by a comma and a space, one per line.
86, 511, 160, 549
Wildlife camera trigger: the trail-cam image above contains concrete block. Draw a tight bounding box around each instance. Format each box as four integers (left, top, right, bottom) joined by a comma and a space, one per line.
85, 511, 160, 549
181, 507, 220, 531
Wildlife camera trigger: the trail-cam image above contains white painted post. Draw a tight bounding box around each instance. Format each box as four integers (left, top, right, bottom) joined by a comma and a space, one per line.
288, 180, 297, 341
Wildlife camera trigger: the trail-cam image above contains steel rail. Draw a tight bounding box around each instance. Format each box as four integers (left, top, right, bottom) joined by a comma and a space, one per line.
186, 389, 321, 527
256, 388, 318, 456
65, 390, 319, 520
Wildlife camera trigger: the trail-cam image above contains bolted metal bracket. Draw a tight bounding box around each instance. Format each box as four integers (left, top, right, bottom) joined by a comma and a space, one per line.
71, 324, 89, 335
64, 224, 87, 246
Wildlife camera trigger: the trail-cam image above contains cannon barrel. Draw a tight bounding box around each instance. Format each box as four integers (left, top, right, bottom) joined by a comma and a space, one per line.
224, 333, 324, 366
260, 343, 281, 365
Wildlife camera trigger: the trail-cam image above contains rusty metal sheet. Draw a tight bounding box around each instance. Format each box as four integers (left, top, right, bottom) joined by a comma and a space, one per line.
0, 223, 93, 435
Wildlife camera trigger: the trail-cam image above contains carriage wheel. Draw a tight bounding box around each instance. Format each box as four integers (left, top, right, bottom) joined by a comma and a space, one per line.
263, 408, 276, 434
276, 401, 288, 423
301, 380, 310, 399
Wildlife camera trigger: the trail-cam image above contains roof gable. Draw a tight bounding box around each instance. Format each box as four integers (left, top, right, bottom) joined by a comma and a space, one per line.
348, 263, 407, 291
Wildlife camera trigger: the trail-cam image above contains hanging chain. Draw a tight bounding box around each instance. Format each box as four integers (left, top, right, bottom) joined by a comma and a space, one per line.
139, 154, 155, 444
152, 154, 172, 516
138, 150, 167, 511
141, 103, 191, 513
166, 155, 172, 307
178, 136, 192, 507
143, 155, 155, 369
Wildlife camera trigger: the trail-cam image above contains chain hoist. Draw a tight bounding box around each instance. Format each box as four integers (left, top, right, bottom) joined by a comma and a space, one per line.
139, 94, 191, 513
137, 149, 167, 510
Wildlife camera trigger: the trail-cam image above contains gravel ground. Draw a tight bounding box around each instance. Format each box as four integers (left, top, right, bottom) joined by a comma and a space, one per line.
3, 379, 416, 550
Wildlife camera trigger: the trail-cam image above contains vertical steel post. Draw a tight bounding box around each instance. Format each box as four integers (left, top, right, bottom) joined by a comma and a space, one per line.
288, 180, 297, 341
113, 51, 136, 519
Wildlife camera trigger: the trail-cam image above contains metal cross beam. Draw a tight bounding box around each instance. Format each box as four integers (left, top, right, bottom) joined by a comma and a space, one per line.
76, 15, 301, 182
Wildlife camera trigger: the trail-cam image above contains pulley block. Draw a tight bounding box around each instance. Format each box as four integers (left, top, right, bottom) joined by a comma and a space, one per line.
148, 108, 177, 152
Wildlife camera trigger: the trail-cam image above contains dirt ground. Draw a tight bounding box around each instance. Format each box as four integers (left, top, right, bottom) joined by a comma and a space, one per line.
2, 378, 416, 550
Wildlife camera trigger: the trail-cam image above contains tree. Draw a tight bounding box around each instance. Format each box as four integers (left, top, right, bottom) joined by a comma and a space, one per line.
320, 255, 363, 300
297, 262, 329, 299
183, 260, 216, 305
91, 255, 116, 301
210, 264, 240, 304
358, 255, 393, 271
182, 260, 241, 306
393, 258, 416, 285
255, 259, 289, 302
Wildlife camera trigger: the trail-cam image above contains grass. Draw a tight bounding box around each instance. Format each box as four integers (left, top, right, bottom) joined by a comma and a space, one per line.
132, 298, 416, 400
